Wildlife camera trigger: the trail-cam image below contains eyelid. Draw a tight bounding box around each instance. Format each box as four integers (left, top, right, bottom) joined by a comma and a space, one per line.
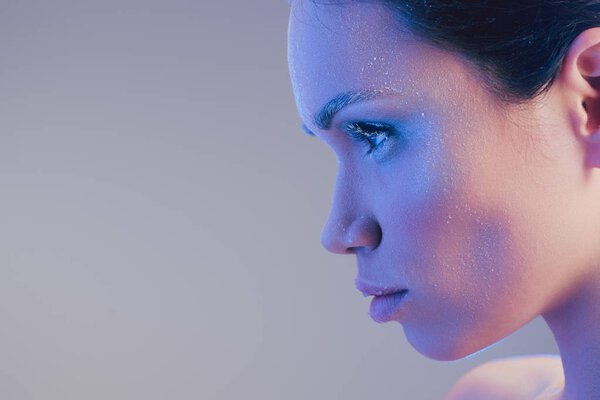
342, 120, 395, 157
343, 121, 393, 131
342, 121, 395, 141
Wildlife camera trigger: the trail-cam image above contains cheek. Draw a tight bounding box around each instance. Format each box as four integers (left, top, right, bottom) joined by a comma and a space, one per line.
395, 112, 524, 303
376, 128, 542, 360
397, 201, 534, 360
399, 177, 523, 310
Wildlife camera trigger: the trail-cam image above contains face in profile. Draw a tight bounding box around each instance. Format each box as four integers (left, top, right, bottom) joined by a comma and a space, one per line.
287, 1, 597, 361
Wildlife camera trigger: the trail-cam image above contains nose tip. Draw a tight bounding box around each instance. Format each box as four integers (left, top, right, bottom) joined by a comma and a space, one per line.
320, 215, 382, 254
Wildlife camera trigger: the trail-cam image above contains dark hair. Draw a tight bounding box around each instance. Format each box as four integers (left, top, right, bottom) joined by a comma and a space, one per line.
379, 0, 600, 104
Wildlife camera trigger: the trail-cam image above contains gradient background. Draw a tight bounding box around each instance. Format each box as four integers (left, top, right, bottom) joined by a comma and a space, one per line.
0, 1, 558, 399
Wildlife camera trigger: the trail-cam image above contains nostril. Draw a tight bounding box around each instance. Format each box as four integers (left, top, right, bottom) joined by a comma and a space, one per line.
320, 216, 382, 254
346, 217, 382, 252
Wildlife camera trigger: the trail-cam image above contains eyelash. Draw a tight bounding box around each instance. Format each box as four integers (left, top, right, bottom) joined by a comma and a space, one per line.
344, 121, 395, 157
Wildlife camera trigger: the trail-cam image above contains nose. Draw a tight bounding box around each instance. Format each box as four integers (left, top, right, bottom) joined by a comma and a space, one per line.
320, 170, 382, 254
320, 215, 382, 254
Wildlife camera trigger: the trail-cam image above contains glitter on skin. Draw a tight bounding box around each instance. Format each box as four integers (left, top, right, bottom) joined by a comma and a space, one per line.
288, 0, 600, 397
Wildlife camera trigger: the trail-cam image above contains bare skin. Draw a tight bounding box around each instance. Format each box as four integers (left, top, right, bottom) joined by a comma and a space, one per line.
287, 1, 600, 398
444, 355, 565, 399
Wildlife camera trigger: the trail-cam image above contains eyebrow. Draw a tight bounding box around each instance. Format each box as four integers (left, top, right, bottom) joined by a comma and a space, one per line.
300, 88, 398, 136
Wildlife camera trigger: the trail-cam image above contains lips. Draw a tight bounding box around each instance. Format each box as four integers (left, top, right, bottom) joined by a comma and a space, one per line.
355, 278, 407, 298
355, 278, 409, 322
369, 290, 409, 323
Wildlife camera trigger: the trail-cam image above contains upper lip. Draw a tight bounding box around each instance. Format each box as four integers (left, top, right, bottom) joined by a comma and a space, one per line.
355, 278, 407, 298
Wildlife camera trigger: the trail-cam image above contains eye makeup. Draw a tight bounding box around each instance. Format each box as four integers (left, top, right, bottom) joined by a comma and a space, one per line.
342, 120, 399, 159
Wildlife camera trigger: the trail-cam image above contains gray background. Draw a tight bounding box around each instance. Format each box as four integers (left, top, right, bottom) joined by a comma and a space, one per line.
0, 1, 558, 399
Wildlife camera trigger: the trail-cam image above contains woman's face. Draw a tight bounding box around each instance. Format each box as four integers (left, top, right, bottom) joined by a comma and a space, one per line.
288, 1, 596, 360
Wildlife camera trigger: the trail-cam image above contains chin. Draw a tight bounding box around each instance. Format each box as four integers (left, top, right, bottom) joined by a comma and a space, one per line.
402, 323, 504, 362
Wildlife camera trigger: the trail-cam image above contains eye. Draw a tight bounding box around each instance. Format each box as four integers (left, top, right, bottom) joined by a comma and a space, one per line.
344, 121, 395, 157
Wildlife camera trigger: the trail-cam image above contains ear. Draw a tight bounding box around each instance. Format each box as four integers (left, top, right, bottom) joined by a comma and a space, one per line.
557, 27, 600, 168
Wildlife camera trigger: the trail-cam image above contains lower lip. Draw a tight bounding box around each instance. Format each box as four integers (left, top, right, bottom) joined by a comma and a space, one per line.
369, 290, 409, 323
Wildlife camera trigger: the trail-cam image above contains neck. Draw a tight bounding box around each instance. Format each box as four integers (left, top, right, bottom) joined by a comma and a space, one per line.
542, 272, 600, 400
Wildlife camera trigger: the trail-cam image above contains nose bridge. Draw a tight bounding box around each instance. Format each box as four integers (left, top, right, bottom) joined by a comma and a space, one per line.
321, 170, 355, 254
320, 164, 380, 254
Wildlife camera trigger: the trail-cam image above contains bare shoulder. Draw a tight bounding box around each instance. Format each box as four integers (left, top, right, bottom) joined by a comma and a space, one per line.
444, 354, 564, 400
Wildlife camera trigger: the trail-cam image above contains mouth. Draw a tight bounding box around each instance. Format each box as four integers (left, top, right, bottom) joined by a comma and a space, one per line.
369, 289, 410, 323
355, 279, 410, 322
355, 278, 407, 298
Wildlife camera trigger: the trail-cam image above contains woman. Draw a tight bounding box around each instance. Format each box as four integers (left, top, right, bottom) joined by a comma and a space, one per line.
287, 0, 600, 399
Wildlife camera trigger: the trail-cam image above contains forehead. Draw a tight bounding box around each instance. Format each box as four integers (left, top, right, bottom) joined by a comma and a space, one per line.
287, 1, 440, 126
